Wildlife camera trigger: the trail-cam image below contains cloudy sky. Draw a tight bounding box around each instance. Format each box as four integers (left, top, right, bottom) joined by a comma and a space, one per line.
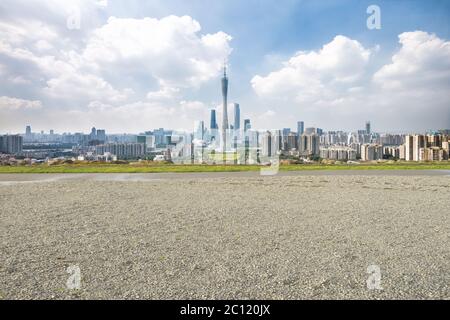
0, 0, 449, 134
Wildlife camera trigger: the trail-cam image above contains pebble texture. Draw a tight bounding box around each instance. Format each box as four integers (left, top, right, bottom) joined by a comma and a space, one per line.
0, 175, 449, 299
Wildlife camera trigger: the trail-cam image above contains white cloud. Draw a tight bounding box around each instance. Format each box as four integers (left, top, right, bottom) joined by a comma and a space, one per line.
251, 32, 450, 131
0, 7, 232, 132
251, 35, 372, 103
146, 86, 180, 100
0, 96, 42, 110
373, 31, 450, 91
66, 99, 208, 132
82, 15, 232, 88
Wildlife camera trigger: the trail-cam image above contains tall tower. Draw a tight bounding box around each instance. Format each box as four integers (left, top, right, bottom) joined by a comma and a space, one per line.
221, 64, 229, 156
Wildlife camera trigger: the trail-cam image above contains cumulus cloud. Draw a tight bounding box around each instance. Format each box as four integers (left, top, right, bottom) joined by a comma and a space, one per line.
146, 87, 180, 101
373, 31, 450, 91
251, 32, 450, 131
82, 15, 231, 88
0, 1, 232, 132
251, 35, 372, 103
1, 0, 448, 133
0, 96, 42, 110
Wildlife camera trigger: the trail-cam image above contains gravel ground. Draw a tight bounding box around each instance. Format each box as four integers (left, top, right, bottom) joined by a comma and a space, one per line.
0, 174, 449, 299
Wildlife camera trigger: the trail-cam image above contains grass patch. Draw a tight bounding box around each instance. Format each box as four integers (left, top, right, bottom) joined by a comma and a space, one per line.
0, 161, 449, 173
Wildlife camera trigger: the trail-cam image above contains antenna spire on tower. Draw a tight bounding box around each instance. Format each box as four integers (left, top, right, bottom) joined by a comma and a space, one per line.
223, 59, 227, 77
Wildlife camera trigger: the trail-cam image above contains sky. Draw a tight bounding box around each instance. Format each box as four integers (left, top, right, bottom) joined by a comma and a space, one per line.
0, 0, 449, 134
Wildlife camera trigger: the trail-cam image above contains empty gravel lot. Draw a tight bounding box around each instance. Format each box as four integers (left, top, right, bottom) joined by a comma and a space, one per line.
0, 173, 449, 299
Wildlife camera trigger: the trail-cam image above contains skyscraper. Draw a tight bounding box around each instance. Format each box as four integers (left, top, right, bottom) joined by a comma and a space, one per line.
299, 134, 319, 157
97, 129, 106, 142
90, 127, 97, 141
210, 109, 218, 129
233, 103, 240, 131
413, 134, 425, 161
25, 125, 32, 142
366, 121, 371, 134
405, 135, 414, 161
194, 120, 205, 140
221, 65, 229, 151
297, 121, 304, 135
0, 135, 23, 154
244, 119, 251, 132
282, 128, 291, 136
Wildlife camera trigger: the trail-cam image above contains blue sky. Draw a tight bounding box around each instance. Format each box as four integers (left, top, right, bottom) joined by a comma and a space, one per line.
0, 0, 449, 133
108, 0, 450, 99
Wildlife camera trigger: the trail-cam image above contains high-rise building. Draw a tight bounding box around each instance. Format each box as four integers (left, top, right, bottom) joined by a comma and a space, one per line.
304, 127, 317, 135
361, 144, 383, 161
297, 121, 304, 135
299, 134, 319, 157
96, 129, 106, 142
136, 135, 146, 144
261, 131, 272, 157
210, 109, 218, 129
413, 134, 425, 161
366, 121, 371, 134
194, 121, 205, 140
89, 127, 97, 141
272, 130, 282, 154
286, 132, 298, 150
221, 64, 229, 155
306, 134, 320, 157
0, 135, 23, 154
281, 128, 291, 151
137, 135, 155, 152
233, 103, 240, 131
25, 125, 32, 142
95, 143, 145, 159
244, 119, 251, 132
404, 135, 414, 161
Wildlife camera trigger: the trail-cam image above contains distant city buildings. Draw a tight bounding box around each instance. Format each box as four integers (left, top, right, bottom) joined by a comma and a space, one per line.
1, 72, 449, 165
244, 119, 251, 132
95, 143, 145, 160
210, 109, 218, 130
401, 134, 449, 161
3, 122, 449, 164
233, 103, 240, 131
0, 135, 23, 154
297, 121, 304, 135
320, 147, 357, 161
299, 133, 320, 157
366, 121, 371, 134
361, 144, 383, 161
221, 65, 229, 156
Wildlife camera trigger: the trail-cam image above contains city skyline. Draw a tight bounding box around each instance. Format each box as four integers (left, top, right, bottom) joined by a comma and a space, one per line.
2, 67, 450, 136
0, 0, 449, 133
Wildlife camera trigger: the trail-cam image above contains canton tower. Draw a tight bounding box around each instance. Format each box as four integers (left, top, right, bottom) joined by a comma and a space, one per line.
221, 64, 229, 156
